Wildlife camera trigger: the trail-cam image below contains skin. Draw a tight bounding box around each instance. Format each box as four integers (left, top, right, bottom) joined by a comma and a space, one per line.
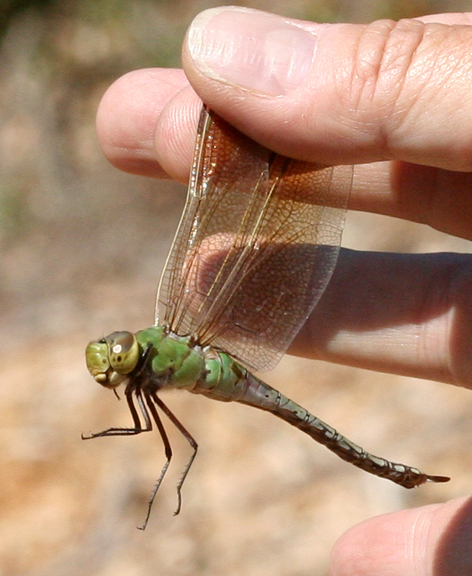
95, 7, 472, 575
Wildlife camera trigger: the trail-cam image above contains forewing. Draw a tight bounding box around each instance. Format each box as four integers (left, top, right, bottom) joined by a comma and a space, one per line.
157, 106, 352, 372
156, 106, 271, 331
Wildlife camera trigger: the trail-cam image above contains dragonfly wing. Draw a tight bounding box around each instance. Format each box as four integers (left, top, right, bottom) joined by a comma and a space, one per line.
157, 106, 352, 372
156, 106, 271, 332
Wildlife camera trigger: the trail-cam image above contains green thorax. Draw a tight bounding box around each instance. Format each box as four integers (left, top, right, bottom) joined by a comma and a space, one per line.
137, 327, 205, 389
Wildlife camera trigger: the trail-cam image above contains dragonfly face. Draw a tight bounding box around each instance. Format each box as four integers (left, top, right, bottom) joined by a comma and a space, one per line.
86, 331, 140, 388
85, 105, 449, 528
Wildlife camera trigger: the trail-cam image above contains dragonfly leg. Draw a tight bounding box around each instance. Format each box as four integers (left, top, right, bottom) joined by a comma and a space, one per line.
152, 392, 198, 516
135, 393, 174, 530
81, 386, 151, 439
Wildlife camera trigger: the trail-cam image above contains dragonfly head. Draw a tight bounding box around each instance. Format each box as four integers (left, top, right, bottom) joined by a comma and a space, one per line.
86, 331, 140, 389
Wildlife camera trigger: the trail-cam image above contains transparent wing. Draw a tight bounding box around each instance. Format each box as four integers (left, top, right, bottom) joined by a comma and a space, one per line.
156, 106, 352, 372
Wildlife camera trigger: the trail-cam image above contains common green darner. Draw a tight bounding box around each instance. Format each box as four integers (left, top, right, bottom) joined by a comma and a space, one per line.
85, 105, 449, 529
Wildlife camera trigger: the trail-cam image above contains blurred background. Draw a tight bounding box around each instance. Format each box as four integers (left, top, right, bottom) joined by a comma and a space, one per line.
2, 1, 472, 575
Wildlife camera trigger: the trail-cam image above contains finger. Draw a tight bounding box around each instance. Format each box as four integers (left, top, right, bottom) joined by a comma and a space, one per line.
330, 496, 472, 576
153, 85, 203, 183
352, 161, 472, 241
96, 68, 190, 177
183, 8, 472, 170
291, 249, 472, 388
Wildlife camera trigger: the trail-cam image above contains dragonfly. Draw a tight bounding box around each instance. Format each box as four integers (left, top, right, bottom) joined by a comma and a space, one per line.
85, 105, 449, 529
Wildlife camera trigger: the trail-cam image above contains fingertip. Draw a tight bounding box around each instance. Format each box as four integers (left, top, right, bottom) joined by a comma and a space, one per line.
96, 68, 188, 177
153, 87, 202, 184
330, 497, 472, 576
330, 514, 398, 576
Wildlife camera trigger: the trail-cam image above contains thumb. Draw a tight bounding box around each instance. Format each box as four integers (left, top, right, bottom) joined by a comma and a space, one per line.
182, 7, 472, 170
330, 496, 472, 576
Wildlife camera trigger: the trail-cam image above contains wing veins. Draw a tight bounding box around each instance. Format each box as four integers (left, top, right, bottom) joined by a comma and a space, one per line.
156, 106, 352, 371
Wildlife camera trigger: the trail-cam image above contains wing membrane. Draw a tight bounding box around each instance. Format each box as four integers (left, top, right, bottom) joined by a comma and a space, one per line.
156, 106, 352, 372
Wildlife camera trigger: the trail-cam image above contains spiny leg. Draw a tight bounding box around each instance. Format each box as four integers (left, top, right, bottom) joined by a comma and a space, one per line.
152, 392, 198, 516
137, 393, 173, 531
81, 385, 151, 439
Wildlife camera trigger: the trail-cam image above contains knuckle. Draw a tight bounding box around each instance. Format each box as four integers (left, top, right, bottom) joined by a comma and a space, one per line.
350, 19, 428, 150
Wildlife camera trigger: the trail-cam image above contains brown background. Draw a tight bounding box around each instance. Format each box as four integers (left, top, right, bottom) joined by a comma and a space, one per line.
1, 1, 472, 575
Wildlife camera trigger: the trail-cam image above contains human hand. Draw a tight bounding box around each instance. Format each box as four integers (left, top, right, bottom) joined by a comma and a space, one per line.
95, 7, 472, 574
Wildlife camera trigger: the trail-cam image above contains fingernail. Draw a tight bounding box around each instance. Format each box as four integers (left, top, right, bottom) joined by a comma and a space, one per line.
187, 7, 316, 97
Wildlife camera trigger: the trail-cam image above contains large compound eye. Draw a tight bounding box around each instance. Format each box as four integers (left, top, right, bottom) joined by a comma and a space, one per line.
106, 331, 139, 375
